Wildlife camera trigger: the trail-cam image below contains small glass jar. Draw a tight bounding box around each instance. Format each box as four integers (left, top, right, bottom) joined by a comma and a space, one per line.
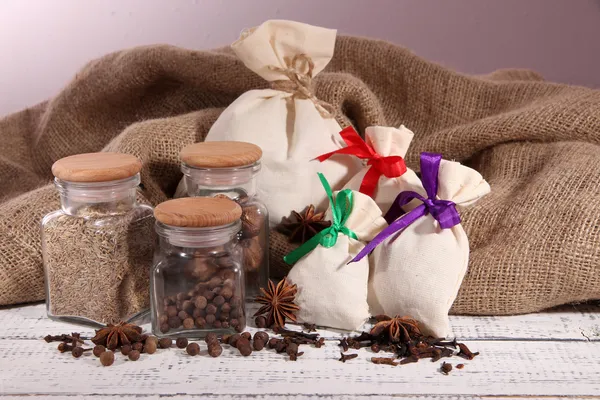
41, 152, 154, 326
177, 141, 269, 298
151, 197, 246, 338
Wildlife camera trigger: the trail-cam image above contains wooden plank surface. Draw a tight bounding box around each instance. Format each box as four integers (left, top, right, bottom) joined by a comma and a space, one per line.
1, 302, 599, 399
2, 302, 599, 341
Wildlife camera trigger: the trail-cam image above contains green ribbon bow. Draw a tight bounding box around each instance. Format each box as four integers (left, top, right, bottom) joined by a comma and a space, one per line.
283, 173, 358, 265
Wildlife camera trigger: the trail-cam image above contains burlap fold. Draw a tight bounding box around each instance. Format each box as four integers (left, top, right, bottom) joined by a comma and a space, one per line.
1, 36, 599, 315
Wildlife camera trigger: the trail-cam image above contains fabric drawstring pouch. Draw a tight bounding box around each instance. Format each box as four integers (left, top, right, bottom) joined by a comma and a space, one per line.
316, 125, 422, 214
176, 20, 361, 225
285, 173, 387, 330
352, 153, 491, 337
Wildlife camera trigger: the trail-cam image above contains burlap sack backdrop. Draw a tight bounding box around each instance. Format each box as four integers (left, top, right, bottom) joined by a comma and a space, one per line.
1, 35, 599, 315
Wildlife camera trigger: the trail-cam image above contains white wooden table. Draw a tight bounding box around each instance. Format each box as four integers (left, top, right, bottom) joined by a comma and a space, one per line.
1, 302, 599, 399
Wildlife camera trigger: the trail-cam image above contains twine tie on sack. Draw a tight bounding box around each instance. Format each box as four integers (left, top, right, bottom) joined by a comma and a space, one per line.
315, 126, 408, 197
351, 152, 461, 263
269, 54, 335, 118
283, 173, 358, 265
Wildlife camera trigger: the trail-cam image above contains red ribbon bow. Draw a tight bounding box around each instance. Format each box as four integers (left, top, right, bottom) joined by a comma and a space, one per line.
315, 126, 407, 197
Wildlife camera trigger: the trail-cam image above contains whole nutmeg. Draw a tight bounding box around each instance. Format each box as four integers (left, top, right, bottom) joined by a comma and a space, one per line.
208, 342, 223, 358
241, 237, 263, 271
159, 338, 172, 349
144, 340, 157, 354
120, 344, 132, 356
205, 332, 218, 344
93, 345, 106, 357
100, 350, 115, 366
255, 316, 267, 328
241, 204, 263, 238
132, 342, 144, 352
186, 342, 200, 356
176, 337, 189, 349
241, 332, 251, 341
128, 350, 141, 361
183, 318, 195, 330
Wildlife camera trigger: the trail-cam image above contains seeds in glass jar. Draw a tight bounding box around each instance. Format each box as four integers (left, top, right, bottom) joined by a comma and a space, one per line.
213, 320, 222, 328
159, 338, 172, 349
222, 321, 230, 329
219, 313, 230, 322
206, 304, 218, 315
176, 338, 189, 349
183, 318, 195, 329
205, 314, 216, 325
128, 350, 141, 361
195, 317, 206, 328
203, 291, 216, 301
168, 316, 181, 329
208, 276, 222, 289
178, 311, 190, 321
100, 350, 115, 366
167, 306, 178, 317
160, 324, 170, 334
213, 295, 225, 306
220, 286, 233, 300
159, 315, 168, 325
194, 296, 208, 309
186, 343, 200, 356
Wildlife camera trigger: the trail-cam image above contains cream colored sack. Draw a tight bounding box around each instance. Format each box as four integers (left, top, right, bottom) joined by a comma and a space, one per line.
360, 153, 490, 337
343, 125, 422, 213
176, 20, 360, 225
285, 176, 387, 331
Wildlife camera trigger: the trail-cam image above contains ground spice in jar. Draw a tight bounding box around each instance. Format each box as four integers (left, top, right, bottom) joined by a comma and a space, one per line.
42, 153, 155, 325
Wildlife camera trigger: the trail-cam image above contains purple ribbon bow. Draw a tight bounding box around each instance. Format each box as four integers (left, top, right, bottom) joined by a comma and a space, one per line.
350, 152, 461, 263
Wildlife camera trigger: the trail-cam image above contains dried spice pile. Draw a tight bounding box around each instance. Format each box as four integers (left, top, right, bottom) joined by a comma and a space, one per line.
337, 314, 479, 373
43, 205, 154, 324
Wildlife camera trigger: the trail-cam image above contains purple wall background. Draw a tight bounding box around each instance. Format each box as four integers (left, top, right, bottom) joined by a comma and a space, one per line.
1, 0, 599, 116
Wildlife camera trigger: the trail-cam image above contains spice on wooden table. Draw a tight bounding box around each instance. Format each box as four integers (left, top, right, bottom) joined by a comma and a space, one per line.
339, 352, 358, 363
254, 278, 299, 328
371, 357, 399, 366
176, 338, 189, 349
93, 345, 106, 357
441, 362, 453, 375
91, 322, 143, 350
456, 363, 465, 369
100, 350, 115, 366
128, 350, 141, 361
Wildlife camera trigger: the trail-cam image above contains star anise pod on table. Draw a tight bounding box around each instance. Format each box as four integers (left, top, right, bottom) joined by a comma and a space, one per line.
254, 278, 300, 328
370, 315, 422, 343
278, 205, 331, 244
91, 322, 143, 349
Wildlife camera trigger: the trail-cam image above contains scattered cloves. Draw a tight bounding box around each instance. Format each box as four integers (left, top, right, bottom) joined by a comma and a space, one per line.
441, 361, 453, 375
371, 357, 399, 366
338, 352, 358, 363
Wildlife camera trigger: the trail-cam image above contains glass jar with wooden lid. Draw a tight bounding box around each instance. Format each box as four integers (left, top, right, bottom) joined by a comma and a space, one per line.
176, 141, 269, 298
41, 152, 154, 326
151, 197, 246, 338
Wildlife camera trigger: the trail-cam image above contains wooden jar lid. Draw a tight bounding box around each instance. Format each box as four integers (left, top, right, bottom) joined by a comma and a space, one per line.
180, 141, 262, 168
52, 152, 142, 182
154, 197, 242, 227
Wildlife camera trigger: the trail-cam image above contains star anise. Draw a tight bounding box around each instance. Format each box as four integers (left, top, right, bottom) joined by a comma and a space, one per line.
254, 278, 300, 328
370, 315, 422, 343
91, 322, 143, 349
279, 205, 331, 244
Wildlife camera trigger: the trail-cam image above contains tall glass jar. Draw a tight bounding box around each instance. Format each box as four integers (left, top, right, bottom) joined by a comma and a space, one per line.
177, 141, 269, 298
151, 197, 246, 338
41, 152, 154, 326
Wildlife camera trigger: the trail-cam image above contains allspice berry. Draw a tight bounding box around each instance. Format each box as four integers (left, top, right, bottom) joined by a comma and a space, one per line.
176, 337, 189, 349
208, 342, 223, 358
128, 350, 141, 361
144, 340, 157, 354
253, 339, 265, 351
120, 344, 132, 356
145, 336, 159, 346
205, 332, 218, 344
206, 304, 218, 315
229, 333, 241, 348
93, 345, 106, 358
100, 350, 115, 366
194, 296, 208, 309
237, 338, 252, 356
213, 295, 225, 306
186, 342, 200, 356
205, 314, 216, 325
241, 332, 251, 340
255, 316, 267, 328
268, 338, 279, 349
254, 331, 269, 343
371, 343, 380, 353
183, 318, 195, 330
132, 342, 144, 352
159, 338, 172, 349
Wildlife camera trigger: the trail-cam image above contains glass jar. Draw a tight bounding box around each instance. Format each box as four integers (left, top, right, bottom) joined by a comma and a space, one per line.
41, 152, 154, 326
151, 197, 246, 338
177, 141, 269, 298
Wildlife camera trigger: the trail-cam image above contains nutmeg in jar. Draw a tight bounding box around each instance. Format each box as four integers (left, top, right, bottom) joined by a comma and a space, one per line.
150, 197, 247, 338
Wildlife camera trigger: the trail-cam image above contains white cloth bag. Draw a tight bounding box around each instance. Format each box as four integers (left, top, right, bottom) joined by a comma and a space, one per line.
286, 186, 387, 331
342, 125, 422, 213
365, 155, 490, 337
178, 20, 360, 226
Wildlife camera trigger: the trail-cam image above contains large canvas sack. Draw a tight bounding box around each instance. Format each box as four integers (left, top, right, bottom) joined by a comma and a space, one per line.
177, 20, 361, 225
355, 153, 490, 337
1, 31, 599, 315
285, 175, 386, 330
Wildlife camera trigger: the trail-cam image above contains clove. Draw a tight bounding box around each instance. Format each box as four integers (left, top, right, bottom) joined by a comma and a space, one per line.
303, 323, 317, 333
273, 326, 319, 340
457, 343, 479, 360
44, 334, 85, 345
371, 357, 399, 366
314, 337, 325, 348
399, 355, 419, 365
338, 338, 349, 352
338, 352, 358, 363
